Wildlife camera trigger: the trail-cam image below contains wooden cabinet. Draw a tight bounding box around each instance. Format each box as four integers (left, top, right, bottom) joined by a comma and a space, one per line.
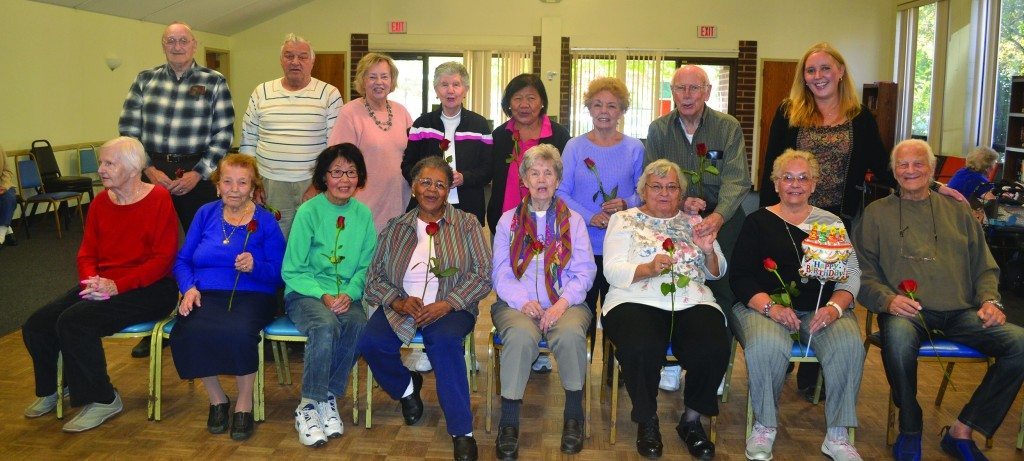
863, 82, 897, 156
1004, 76, 1024, 181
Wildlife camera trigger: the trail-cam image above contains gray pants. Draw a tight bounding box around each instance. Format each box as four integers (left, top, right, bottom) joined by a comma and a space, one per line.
732, 302, 864, 429
263, 177, 312, 238
491, 300, 592, 399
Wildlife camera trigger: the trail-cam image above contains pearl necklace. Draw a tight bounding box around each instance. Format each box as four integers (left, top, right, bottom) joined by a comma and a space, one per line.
364, 99, 394, 131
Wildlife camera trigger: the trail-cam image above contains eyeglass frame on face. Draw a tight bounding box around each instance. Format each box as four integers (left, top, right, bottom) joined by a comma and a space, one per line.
779, 174, 813, 185
327, 168, 358, 179
670, 84, 707, 94
163, 37, 192, 47
646, 183, 681, 194
416, 178, 450, 190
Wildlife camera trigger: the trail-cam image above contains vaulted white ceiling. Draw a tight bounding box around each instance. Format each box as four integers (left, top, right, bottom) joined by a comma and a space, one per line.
30, 0, 313, 35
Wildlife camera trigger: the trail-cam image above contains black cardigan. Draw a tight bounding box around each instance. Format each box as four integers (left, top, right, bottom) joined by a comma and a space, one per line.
401, 108, 493, 225
759, 103, 894, 221
486, 118, 571, 234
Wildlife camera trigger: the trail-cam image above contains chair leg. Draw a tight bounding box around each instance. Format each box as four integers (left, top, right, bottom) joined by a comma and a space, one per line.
486, 342, 495, 433
610, 354, 619, 445
746, 391, 753, 438
351, 362, 359, 425
811, 366, 825, 405
887, 391, 897, 446
255, 333, 265, 422
1017, 401, 1024, 450
365, 362, 373, 428
935, 363, 955, 406
710, 415, 717, 444
149, 331, 162, 421
584, 356, 591, 439
600, 337, 609, 404
721, 337, 738, 403
50, 203, 62, 239
468, 336, 478, 393
56, 352, 64, 419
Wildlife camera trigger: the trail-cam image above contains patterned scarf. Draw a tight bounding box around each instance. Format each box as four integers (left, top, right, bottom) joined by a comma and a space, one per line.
509, 196, 572, 304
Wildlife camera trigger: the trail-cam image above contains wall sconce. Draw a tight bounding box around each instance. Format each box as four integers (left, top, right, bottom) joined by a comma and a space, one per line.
105, 55, 122, 71
546, 71, 557, 81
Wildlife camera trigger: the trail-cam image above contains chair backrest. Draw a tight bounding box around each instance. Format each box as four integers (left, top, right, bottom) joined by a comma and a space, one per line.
16, 154, 45, 192
30, 139, 62, 181
79, 146, 98, 175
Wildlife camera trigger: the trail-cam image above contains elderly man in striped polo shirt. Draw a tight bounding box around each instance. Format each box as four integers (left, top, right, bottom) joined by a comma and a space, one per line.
240, 34, 343, 236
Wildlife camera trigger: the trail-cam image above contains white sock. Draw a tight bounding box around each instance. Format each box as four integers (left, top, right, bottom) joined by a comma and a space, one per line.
827, 426, 848, 441
297, 397, 317, 412
0, 226, 6, 244
401, 378, 415, 398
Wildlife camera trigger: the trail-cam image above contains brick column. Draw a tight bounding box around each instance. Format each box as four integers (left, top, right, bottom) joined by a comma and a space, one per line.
532, 36, 542, 75
736, 40, 757, 168
350, 33, 369, 101
559, 37, 571, 127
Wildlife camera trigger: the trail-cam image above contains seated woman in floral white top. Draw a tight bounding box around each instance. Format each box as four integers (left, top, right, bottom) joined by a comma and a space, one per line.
602, 159, 730, 460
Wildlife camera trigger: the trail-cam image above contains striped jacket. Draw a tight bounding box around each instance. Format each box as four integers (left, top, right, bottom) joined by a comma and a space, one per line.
363, 204, 492, 343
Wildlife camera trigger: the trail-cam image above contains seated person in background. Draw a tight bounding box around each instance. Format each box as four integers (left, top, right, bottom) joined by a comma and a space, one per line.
22, 136, 179, 432
282, 144, 377, 448
0, 145, 18, 246
854, 139, 1024, 461
170, 154, 286, 441
947, 146, 998, 201
360, 157, 492, 461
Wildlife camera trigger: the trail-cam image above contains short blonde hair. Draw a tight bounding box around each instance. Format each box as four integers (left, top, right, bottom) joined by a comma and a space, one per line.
770, 149, 820, 182
966, 146, 999, 172
583, 77, 630, 112
99, 137, 148, 175
353, 52, 398, 96
211, 153, 264, 198
637, 159, 687, 194
520, 144, 563, 180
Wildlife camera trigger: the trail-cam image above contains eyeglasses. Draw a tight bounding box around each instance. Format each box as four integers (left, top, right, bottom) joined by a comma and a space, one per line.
780, 174, 812, 185
898, 197, 938, 262
163, 37, 192, 47
416, 178, 450, 190
646, 183, 681, 194
328, 169, 358, 179
671, 84, 707, 94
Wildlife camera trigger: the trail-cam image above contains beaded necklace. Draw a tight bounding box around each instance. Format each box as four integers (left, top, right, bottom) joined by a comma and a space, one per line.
364, 99, 394, 131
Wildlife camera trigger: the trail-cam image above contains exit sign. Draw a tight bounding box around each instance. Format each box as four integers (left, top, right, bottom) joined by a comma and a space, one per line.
698, 25, 717, 38
389, 20, 407, 34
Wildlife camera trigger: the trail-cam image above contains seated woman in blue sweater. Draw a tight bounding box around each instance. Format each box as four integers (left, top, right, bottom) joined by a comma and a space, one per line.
170, 153, 286, 441
947, 146, 998, 201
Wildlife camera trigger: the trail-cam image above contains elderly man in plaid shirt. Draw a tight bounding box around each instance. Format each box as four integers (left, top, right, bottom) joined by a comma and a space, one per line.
119, 21, 234, 232
118, 21, 234, 359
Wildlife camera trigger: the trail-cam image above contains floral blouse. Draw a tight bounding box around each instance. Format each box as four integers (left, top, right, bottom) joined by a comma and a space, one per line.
601, 207, 726, 316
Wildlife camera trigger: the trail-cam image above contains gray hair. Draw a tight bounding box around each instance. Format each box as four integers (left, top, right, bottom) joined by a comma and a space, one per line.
890, 139, 936, 171
637, 159, 687, 194
966, 146, 999, 172
410, 156, 454, 186
281, 33, 315, 59
100, 136, 148, 175
519, 144, 563, 180
433, 61, 469, 89
770, 148, 820, 182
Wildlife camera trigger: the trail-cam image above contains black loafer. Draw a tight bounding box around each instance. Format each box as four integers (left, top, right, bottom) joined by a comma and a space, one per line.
453, 435, 478, 461
230, 411, 254, 441
560, 418, 584, 454
636, 416, 663, 459
399, 371, 424, 425
4, 234, 17, 246
495, 425, 519, 460
207, 399, 230, 434
676, 419, 715, 460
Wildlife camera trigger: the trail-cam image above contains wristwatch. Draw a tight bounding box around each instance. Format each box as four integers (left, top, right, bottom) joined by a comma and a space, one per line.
983, 299, 1004, 310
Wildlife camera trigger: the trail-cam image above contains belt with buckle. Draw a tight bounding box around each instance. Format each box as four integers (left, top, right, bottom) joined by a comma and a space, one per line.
151, 152, 202, 162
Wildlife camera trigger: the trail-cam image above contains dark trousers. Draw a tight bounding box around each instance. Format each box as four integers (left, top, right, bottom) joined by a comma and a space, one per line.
358, 308, 475, 436
604, 303, 730, 423
22, 278, 177, 406
148, 157, 217, 230
879, 308, 1024, 436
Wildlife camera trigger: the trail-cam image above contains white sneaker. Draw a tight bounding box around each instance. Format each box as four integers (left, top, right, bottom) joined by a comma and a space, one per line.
717, 377, 726, 396
531, 355, 552, 373
295, 402, 328, 447
821, 438, 863, 461
24, 392, 59, 418
658, 365, 681, 391
745, 422, 777, 460
318, 394, 344, 439
62, 391, 123, 432
413, 352, 433, 372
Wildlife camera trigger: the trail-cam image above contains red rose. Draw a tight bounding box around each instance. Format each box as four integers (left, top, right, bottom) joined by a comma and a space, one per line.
273, 210, 282, 221
530, 240, 544, 254
246, 220, 258, 233
584, 157, 596, 169
898, 279, 918, 297
336, 215, 346, 230
512, 131, 521, 142
426, 221, 440, 236
439, 138, 450, 152
763, 257, 778, 271
696, 143, 708, 157
662, 238, 674, 253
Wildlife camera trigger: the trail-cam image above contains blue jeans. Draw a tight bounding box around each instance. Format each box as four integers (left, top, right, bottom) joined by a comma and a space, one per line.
879, 308, 1024, 436
358, 308, 475, 435
285, 292, 367, 401
0, 186, 16, 227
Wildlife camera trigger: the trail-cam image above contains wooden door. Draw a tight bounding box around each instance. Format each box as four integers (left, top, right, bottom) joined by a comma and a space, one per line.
757, 60, 798, 190
312, 53, 347, 104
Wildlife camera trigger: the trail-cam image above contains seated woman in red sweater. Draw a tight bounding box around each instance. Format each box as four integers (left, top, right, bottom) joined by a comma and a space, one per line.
22, 136, 180, 433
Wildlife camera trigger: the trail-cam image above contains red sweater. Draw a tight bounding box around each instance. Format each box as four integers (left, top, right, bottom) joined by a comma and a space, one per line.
77, 186, 179, 292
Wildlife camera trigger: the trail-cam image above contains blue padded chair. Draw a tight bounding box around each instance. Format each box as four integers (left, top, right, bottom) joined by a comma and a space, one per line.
863, 311, 993, 448
148, 316, 266, 422
15, 154, 84, 239
486, 327, 592, 437
55, 319, 165, 419
77, 146, 103, 189
600, 341, 717, 445
263, 316, 371, 428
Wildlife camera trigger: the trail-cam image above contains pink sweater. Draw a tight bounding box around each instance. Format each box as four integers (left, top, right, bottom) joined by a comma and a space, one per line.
328, 98, 413, 231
